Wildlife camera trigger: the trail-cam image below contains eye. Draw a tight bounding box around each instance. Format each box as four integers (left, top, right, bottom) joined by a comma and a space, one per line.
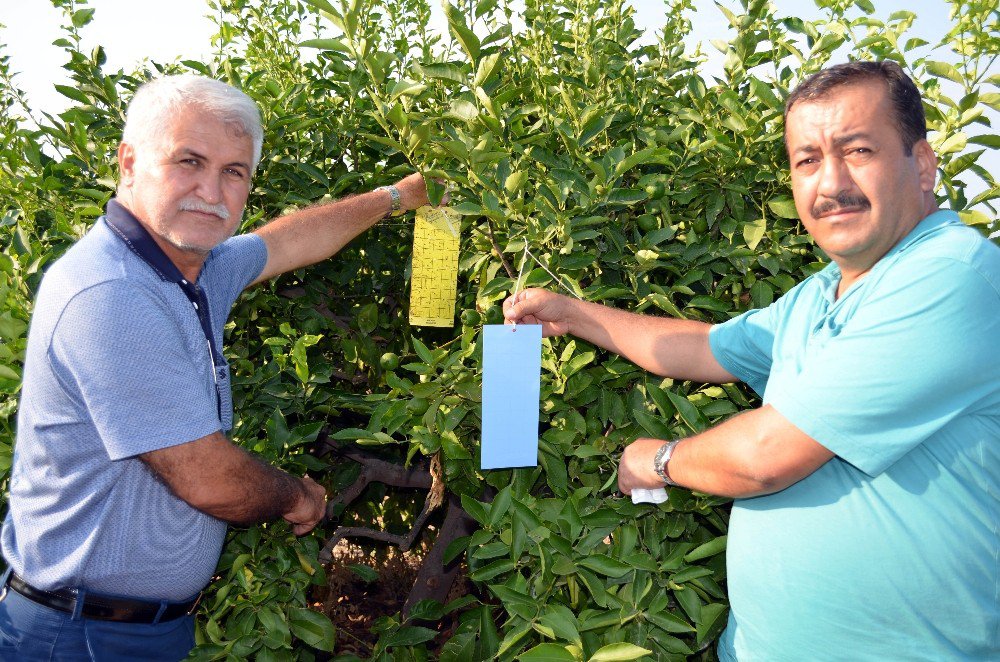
224, 167, 246, 179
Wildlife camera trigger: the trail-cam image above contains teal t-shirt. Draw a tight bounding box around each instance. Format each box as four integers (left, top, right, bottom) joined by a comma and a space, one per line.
709, 211, 999, 661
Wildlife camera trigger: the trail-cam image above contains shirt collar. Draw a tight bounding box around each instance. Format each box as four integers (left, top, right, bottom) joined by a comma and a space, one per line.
103, 198, 190, 285
810, 210, 961, 304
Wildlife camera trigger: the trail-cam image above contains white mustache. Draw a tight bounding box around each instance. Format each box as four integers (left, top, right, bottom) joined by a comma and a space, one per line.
179, 200, 231, 220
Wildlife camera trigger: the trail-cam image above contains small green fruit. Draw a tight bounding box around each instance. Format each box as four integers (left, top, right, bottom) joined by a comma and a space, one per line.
379, 352, 400, 371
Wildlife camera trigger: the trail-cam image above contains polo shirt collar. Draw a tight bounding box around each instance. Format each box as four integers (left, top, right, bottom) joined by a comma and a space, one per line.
811, 209, 961, 304
103, 198, 189, 284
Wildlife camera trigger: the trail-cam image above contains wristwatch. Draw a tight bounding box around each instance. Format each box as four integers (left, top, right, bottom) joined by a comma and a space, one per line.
376, 185, 403, 218
653, 440, 680, 486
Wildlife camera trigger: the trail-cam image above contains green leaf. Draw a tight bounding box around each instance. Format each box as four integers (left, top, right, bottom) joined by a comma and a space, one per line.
936, 132, 967, 155
382, 625, 439, 648
537, 604, 581, 645
297, 38, 348, 52
71, 8, 96, 27
518, 643, 577, 661
444, 2, 481, 64
968, 134, 1000, 149
488, 485, 513, 526
418, 62, 468, 84
300, 0, 339, 15
288, 608, 336, 652
579, 114, 613, 147
348, 563, 379, 582
606, 188, 648, 205
448, 99, 479, 122
924, 60, 963, 85
469, 558, 515, 581
665, 390, 708, 433
53, 85, 90, 105
767, 197, 798, 219
696, 603, 729, 644
684, 535, 728, 562
577, 555, 632, 577
742, 218, 767, 250
461, 494, 489, 525
587, 643, 653, 661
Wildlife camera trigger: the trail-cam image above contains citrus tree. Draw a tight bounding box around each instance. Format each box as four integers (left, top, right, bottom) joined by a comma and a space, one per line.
0, 0, 996, 660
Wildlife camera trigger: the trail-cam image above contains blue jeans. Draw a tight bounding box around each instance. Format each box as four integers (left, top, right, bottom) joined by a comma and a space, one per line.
0, 578, 195, 661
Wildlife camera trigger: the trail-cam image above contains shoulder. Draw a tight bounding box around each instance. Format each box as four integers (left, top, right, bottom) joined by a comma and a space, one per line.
201, 233, 267, 287
896, 213, 1000, 291
884, 223, 1000, 304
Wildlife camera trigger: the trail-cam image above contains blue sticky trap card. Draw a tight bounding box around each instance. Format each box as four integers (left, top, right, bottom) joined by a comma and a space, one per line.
481, 324, 542, 469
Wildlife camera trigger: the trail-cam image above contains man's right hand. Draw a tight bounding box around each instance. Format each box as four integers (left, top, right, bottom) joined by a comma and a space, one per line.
502, 288, 575, 337
283, 475, 327, 536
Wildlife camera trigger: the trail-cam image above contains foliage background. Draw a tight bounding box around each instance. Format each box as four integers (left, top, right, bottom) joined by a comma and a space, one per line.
0, 0, 996, 659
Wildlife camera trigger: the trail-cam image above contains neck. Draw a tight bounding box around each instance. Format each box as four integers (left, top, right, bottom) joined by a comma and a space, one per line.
116, 188, 207, 282
834, 200, 940, 299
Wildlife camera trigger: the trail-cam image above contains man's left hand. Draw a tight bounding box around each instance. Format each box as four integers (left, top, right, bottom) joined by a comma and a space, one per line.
618, 437, 672, 495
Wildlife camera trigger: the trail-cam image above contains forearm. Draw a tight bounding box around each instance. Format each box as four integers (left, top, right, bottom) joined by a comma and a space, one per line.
564, 299, 734, 383
141, 433, 306, 525
197, 451, 305, 525
620, 406, 834, 498
250, 189, 389, 284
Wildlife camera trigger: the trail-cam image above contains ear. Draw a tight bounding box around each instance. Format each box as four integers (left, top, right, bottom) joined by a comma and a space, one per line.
117, 142, 136, 187
913, 139, 937, 193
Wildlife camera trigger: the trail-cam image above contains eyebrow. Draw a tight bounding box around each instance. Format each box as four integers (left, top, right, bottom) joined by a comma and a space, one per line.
792, 132, 874, 157
178, 147, 251, 172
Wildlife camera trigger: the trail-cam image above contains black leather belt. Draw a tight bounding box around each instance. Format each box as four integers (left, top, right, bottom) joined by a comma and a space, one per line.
5, 572, 201, 624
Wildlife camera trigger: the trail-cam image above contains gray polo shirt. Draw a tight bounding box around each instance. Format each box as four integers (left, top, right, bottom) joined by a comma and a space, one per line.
2, 204, 266, 600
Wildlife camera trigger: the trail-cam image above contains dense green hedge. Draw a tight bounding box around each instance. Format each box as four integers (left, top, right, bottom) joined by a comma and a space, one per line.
0, 0, 996, 659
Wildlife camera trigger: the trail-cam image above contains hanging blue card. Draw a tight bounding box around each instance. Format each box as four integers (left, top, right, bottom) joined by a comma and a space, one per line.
481, 324, 542, 469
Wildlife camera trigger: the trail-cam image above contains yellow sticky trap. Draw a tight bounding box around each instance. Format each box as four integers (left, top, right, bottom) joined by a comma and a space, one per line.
409, 206, 461, 327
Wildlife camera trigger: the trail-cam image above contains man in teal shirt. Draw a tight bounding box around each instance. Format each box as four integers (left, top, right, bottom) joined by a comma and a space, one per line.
504, 61, 998, 659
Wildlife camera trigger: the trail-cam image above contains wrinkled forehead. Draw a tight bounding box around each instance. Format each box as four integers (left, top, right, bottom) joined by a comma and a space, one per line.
784, 81, 893, 147
141, 106, 254, 158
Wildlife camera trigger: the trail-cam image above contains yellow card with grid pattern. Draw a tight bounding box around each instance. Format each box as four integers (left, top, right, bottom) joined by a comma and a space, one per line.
409, 206, 460, 327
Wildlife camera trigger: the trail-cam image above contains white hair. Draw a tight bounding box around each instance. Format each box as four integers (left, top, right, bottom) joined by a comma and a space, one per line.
121, 74, 264, 167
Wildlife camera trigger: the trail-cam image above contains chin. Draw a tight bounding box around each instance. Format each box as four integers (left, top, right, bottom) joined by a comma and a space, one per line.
167, 233, 225, 255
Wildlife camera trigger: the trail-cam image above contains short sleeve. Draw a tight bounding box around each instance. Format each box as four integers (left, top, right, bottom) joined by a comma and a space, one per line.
709, 296, 794, 397
769, 257, 1000, 476
201, 233, 267, 306
49, 280, 222, 460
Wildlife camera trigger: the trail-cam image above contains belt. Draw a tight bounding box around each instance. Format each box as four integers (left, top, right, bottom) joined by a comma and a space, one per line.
5, 573, 201, 624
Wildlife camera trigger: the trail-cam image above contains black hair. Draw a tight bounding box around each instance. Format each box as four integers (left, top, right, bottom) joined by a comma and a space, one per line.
785, 60, 926, 155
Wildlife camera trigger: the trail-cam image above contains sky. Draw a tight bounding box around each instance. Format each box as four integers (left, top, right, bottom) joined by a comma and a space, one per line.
0, 0, 958, 115
0, 0, 994, 218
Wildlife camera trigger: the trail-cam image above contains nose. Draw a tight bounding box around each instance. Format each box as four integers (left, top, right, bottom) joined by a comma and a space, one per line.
196, 172, 223, 205
816, 156, 853, 199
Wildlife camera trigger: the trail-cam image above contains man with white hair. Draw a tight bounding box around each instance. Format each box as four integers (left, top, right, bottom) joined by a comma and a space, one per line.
0, 74, 430, 659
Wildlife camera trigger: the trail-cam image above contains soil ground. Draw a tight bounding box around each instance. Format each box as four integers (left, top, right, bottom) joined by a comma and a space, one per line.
311, 539, 472, 657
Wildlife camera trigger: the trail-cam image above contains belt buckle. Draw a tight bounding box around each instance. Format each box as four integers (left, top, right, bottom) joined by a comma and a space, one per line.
186, 592, 203, 616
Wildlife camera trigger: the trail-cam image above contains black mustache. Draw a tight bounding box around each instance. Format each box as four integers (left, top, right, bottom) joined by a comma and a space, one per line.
812, 193, 871, 218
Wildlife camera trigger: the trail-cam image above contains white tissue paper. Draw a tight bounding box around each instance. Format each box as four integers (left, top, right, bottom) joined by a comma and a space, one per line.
631, 487, 669, 504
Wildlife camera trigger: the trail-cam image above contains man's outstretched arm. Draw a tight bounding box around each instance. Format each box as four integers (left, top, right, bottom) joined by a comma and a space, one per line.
504, 288, 736, 383
250, 172, 430, 285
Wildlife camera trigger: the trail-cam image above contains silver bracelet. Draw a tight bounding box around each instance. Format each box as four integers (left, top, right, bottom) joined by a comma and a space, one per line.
376, 185, 402, 218
653, 440, 680, 486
